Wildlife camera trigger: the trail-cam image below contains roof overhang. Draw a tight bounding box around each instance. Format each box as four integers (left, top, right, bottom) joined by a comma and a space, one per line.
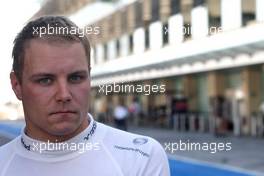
91, 23, 264, 86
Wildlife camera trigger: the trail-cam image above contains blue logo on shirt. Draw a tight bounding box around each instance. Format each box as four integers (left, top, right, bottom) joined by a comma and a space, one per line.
133, 138, 148, 145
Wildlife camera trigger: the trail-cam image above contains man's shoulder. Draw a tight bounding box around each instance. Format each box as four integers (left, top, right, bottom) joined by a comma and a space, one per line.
0, 137, 18, 155
0, 137, 18, 169
97, 123, 170, 175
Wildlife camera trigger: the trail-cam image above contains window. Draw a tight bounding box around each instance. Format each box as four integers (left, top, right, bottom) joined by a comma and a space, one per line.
171, 0, 180, 15
208, 0, 221, 35
129, 34, 133, 54
208, 0, 221, 27
116, 39, 120, 57
242, 0, 256, 26
151, 0, 160, 22
135, 1, 143, 28
183, 23, 192, 40
162, 22, 169, 46
103, 43, 108, 61
181, 0, 192, 40
145, 27, 150, 50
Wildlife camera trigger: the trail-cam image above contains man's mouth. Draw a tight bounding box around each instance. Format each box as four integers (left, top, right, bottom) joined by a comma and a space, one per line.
49, 111, 77, 115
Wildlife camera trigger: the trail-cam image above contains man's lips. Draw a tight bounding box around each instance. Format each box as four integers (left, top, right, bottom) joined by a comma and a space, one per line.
49, 111, 77, 115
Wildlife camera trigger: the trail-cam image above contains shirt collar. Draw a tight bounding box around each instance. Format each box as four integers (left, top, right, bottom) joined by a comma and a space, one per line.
20, 113, 97, 155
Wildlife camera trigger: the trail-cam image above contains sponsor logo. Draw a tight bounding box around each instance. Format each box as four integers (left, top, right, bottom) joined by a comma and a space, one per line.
133, 138, 148, 145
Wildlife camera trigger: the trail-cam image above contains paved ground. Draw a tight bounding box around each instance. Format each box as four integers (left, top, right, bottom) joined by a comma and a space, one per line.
127, 126, 264, 175
1, 121, 264, 175
0, 135, 11, 146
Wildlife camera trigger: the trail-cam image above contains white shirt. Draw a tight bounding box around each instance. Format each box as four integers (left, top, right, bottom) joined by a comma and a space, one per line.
0, 114, 170, 176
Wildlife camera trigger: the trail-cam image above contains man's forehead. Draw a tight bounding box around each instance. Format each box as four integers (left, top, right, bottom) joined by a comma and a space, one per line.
24, 38, 86, 59
23, 39, 88, 72
25, 38, 82, 49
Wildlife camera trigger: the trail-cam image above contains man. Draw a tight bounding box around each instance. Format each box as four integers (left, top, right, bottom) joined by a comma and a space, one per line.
114, 102, 128, 131
0, 16, 170, 176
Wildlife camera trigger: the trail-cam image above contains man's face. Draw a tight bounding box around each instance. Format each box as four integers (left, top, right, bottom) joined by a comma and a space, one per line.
11, 39, 90, 141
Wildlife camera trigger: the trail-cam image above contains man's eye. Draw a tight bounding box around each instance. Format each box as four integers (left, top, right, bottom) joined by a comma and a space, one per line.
37, 78, 52, 85
69, 75, 85, 83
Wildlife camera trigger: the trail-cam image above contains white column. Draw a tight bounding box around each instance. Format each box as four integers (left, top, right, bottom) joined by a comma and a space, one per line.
232, 98, 241, 136
90, 48, 95, 67
107, 39, 116, 60
221, 0, 242, 31
120, 34, 129, 57
96, 44, 104, 64
256, 0, 264, 22
149, 21, 163, 50
191, 5, 209, 39
168, 14, 184, 45
133, 27, 145, 54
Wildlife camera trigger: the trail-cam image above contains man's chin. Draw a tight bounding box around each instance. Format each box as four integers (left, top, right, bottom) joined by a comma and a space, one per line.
50, 123, 79, 138
47, 115, 87, 140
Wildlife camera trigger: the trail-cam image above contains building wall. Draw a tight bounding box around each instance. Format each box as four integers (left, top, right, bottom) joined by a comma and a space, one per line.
62, 0, 264, 136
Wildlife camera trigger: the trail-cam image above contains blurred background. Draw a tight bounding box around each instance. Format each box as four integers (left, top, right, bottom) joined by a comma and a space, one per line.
0, 0, 264, 175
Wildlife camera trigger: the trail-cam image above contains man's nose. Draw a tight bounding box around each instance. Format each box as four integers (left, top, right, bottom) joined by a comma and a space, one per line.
55, 80, 72, 103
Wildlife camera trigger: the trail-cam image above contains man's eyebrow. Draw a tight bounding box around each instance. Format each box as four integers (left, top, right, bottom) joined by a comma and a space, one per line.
30, 73, 54, 79
69, 70, 89, 75
29, 70, 89, 80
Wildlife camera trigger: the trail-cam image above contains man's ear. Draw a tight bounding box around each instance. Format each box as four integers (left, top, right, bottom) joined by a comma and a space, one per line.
10, 72, 22, 100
